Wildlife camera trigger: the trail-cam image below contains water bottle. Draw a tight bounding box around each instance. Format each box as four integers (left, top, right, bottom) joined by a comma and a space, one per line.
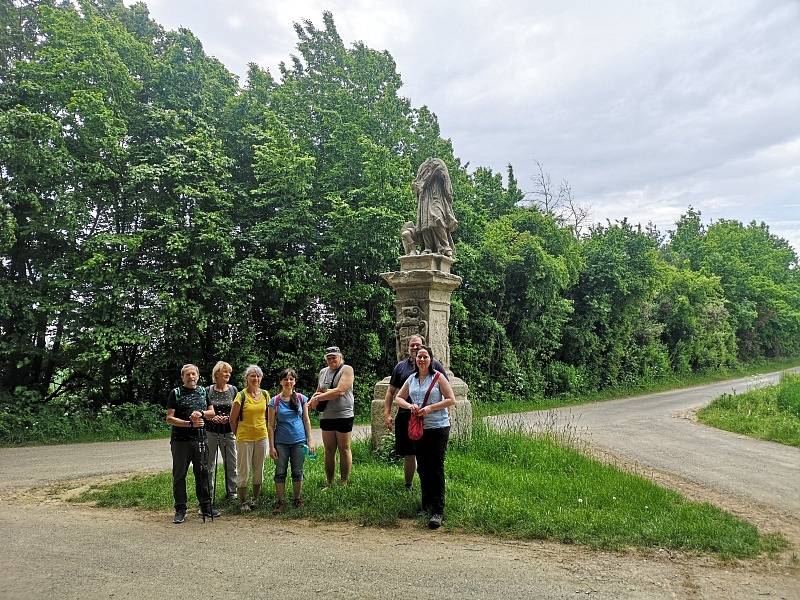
303, 444, 317, 460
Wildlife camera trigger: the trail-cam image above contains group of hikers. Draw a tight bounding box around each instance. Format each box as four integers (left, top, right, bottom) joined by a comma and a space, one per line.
166, 336, 456, 530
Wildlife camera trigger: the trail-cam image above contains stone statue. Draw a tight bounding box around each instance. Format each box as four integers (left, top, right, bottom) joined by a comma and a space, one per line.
403, 158, 458, 257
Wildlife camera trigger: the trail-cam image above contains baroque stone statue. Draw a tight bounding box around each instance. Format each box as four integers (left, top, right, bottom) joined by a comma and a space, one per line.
402, 158, 458, 257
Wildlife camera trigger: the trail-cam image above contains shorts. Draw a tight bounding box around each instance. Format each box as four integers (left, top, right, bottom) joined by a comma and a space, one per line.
393, 409, 415, 456
319, 417, 354, 433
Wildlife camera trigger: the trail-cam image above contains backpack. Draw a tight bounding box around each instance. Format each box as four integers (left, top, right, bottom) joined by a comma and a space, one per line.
272, 393, 303, 422
237, 389, 269, 422
173, 385, 207, 405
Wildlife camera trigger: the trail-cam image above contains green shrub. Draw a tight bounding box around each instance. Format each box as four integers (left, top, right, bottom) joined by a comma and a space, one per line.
776, 374, 800, 418
0, 399, 168, 446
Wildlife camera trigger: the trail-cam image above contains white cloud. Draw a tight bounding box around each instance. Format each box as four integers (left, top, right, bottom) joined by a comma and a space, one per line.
127, 0, 800, 253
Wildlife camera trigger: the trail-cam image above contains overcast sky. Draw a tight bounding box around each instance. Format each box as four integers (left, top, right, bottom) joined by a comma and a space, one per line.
130, 0, 800, 253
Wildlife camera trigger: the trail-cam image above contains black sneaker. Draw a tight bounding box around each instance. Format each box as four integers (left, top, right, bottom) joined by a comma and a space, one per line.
201, 507, 221, 519
173, 510, 186, 524
428, 514, 443, 529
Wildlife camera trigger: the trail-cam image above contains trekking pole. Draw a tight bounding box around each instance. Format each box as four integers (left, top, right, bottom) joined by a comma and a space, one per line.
198, 426, 213, 523
212, 433, 219, 513
221, 435, 229, 501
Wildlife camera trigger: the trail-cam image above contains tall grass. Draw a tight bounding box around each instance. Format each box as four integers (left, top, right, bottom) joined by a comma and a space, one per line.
698, 373, 800, 447
75, 423, 783, 557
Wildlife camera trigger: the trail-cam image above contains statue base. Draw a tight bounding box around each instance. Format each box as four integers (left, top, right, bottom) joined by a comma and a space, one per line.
370, 252, 472, 449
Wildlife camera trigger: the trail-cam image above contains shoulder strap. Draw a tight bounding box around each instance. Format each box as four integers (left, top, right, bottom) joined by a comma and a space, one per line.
328, 365, 344, 386
237, 390, 246, 421
421, 372, 441, 408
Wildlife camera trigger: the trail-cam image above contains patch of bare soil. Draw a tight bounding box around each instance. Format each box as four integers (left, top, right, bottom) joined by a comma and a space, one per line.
1, 472, 797, 600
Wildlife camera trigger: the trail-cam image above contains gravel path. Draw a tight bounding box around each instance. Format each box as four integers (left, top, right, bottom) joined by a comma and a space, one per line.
1, 370, 799, 599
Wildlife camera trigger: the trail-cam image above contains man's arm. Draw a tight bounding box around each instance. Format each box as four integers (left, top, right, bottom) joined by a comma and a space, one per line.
312, 366, 354, 402
166, 408, 197, 429
383, 384, 399, 429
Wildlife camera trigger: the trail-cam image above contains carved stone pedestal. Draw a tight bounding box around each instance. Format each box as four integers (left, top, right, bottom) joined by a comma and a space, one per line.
371, 254, 472, 448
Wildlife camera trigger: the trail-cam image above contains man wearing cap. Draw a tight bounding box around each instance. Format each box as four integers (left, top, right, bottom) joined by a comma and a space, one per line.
383, 335, 448, 490
309, 346, 355, 486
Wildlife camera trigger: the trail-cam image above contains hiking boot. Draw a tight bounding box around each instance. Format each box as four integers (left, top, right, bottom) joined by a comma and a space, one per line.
240, 502, 251, 513
428, 514, 443, 529
173, 510, 186, 524
292, 497, 304, 508
272, 500, 285, 515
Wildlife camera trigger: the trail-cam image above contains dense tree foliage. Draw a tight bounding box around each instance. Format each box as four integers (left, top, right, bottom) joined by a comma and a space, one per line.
2, 2, 799, 425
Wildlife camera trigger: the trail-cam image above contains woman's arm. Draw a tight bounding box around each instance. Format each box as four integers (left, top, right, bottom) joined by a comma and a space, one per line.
394, 379, 416, 411
229, 395, 241, 435
267, 402, 277, 459
420, 376, 456, 416
302, 399, 314, 452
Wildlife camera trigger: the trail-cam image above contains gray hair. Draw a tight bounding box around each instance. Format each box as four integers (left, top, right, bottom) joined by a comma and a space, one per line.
244, 364, 263, 379
180, 363, 199, 376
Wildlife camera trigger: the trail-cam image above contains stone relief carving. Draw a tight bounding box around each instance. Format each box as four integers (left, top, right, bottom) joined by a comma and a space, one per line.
395, 304, 428, 360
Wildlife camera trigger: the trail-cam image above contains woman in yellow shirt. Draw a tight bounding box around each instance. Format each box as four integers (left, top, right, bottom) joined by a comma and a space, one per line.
230, 364, 269, 512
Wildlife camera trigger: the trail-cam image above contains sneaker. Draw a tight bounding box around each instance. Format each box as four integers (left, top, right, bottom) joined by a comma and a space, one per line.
292, 497, 304, 508
405, 483, 413, 491
227, 493, 238, 502
202, 507, 221, 519
272, 500, 285, 515
173, 510, 186, 524
428, 514, 443, 529
240, 503, 251, 513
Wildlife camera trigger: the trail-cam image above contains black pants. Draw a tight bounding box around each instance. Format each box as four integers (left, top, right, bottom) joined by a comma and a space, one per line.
171, 438, 211, 511
413, 426, 450, 515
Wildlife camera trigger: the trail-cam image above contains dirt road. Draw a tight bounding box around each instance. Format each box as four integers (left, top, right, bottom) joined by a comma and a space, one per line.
1, 371, 799, 599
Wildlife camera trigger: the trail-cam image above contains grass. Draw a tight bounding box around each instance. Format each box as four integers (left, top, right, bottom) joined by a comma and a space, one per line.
472, 356, 800, 419
73, 423, 784, 558
697, 373, 800, 447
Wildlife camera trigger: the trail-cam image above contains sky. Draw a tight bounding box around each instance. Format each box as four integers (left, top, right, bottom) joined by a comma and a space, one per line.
128, 0, 800, 253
